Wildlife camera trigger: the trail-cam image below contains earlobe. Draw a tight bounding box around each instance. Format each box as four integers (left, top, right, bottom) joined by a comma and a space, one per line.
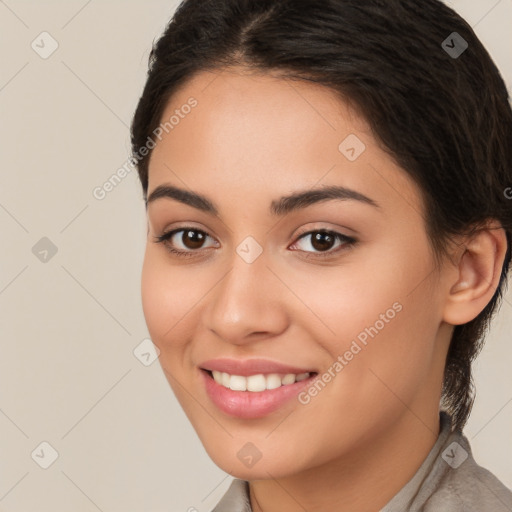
443, 222, 507, 326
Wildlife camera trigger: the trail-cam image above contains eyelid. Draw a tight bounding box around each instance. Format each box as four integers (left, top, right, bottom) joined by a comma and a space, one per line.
154, 226, 218, 247
292, 222, 358, 238
289, 228, 356, 256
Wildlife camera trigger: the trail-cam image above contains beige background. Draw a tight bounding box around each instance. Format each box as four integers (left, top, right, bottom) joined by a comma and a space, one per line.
0, 1, 511, 511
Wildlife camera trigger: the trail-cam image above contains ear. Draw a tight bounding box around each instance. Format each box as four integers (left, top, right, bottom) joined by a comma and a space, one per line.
443, 220, 508, 326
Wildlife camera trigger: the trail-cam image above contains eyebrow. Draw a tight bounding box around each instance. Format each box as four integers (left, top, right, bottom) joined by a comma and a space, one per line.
146, 184, 380, 215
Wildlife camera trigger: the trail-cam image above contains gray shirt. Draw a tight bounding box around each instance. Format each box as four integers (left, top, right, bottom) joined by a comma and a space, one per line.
211, 412, 512, 511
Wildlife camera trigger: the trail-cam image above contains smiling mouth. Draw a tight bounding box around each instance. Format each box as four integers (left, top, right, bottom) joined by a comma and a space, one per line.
202, 369, 318, 392
200, 366, 319, 419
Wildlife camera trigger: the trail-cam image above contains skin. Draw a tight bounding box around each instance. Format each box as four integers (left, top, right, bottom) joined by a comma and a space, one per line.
141, 67, 507, 511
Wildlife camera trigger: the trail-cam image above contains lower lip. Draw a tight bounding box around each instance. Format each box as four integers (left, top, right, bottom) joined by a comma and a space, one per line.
201, 370, 317, 419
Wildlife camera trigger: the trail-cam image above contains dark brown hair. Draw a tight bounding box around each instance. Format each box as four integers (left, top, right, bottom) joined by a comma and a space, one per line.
131, 0, 512, 431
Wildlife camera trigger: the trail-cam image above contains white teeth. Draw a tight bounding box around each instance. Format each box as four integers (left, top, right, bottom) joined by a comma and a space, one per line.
210, 370, 312, 391
281, 373, 296, 385
266, 373, 282, 390
229, 375, 247, 391
247, 374, 267, 392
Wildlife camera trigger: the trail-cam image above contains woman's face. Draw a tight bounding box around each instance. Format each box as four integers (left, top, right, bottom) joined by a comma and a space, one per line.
142, 68, 452, 479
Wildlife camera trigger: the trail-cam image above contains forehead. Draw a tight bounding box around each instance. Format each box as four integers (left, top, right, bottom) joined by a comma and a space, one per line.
147, 68, 423, 218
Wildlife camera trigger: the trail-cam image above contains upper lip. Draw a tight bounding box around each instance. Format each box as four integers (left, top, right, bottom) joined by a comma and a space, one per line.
200, 358, 316, 376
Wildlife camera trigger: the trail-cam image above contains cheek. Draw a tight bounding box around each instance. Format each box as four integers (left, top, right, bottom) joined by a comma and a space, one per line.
291, 239, 440, 400
140, 249, 203, 409
287, 245, 433, 348
140, 248, 197, 351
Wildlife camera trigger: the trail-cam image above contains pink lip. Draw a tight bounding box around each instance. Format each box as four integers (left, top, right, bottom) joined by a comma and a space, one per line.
199, 359, 318, 419
201, 371, 317, 419
199, 358, 315, 376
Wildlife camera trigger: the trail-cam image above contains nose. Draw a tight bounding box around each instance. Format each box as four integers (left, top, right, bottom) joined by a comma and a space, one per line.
202, 248, 289, 345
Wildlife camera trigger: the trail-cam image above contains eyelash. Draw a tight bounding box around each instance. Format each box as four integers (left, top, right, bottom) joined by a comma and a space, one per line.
153, 227, 357, 260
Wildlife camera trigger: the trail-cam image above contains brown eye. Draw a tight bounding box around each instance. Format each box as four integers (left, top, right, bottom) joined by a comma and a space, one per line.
181, 230, 207, 249
154, 227, 219, 257
290, 230, 356, 257
310, 232, 336, 252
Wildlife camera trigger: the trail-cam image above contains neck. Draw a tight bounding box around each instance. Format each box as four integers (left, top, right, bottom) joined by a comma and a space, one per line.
249, 410, 441, 512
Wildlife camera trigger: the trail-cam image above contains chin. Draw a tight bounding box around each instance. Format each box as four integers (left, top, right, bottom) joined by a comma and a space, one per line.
208, 449, 296, 481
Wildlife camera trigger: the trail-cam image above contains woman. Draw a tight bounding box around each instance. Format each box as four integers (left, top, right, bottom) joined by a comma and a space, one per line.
130, 0, 512, 510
